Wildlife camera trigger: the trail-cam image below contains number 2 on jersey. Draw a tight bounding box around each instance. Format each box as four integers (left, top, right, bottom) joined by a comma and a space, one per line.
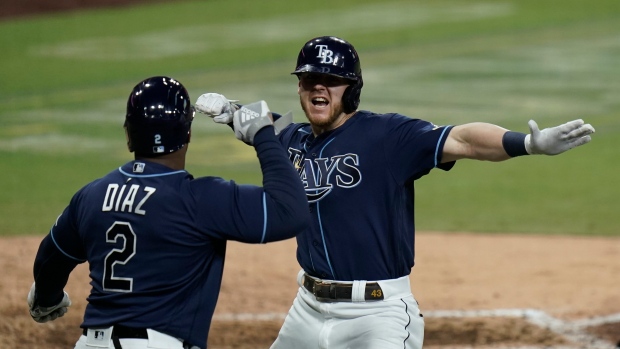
103, 222, 136, 292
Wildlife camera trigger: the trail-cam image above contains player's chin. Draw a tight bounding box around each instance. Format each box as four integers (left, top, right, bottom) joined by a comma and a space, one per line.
306, 113, 337, 128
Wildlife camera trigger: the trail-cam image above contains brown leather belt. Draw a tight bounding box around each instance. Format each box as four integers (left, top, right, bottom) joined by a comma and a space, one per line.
302, 274, 384, 302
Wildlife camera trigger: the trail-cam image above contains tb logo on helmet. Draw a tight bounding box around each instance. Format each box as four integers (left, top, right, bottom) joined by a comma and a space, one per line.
315, 45, 335, 64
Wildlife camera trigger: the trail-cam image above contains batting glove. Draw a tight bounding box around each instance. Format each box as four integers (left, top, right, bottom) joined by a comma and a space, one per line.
27, 282, 72, 323
195, 93, 239, 124
273, 111, 293, 136
233, 100, 274, 145
525, 119, 595, 155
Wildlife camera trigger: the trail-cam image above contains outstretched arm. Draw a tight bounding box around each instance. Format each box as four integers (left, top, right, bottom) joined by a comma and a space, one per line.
195, 93, 292, 134
442, 119, 595, 163
192, 100, 310, 243
442, 122, 510, 162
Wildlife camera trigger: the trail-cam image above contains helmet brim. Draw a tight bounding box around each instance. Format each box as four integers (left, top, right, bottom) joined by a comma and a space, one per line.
291, 64, 358, 81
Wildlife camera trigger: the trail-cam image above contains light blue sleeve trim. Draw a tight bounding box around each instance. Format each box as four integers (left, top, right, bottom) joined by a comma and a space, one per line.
50, 227, 86, 262
260, 193, 267, 243
434, 126, 452, 168
317, 138, 337, 278
316, 203, 336, 278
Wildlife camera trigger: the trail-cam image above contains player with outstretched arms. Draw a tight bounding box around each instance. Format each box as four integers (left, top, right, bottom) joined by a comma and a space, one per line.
195, 36, 595, 349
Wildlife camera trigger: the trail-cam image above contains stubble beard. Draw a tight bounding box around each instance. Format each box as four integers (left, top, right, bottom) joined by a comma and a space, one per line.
300, 97, 346, 129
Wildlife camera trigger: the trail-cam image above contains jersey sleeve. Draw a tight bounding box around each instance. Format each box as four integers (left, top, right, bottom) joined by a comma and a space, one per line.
33, 190, 88, 307
192, 127, 309, 243
48, 206, 88, 261
383, 113, 455, 183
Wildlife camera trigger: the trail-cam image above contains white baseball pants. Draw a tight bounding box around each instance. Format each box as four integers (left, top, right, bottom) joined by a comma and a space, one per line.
270, 270, 425, 349
74, 327, 186, 349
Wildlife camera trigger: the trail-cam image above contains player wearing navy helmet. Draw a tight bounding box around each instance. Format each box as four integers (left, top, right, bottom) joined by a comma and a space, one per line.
196, 36, 595, 349
28, 76, 310, 349
291, 36, 363, 114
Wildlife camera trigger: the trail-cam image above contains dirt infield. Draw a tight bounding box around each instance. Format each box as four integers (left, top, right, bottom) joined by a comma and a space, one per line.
3, 233, 620, 349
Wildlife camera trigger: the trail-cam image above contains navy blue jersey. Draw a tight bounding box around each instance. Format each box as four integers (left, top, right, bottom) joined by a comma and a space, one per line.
32, 129, 309, 348
277, 111, 454, 281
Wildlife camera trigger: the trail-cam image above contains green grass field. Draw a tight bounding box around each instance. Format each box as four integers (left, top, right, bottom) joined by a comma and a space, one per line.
1, 0, 618, 236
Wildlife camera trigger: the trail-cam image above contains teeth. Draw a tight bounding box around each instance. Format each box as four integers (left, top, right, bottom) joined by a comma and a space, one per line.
313, 97, 327, 103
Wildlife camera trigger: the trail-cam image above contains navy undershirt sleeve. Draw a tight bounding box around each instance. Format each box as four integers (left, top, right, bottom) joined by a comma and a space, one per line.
252, 126, 310, 241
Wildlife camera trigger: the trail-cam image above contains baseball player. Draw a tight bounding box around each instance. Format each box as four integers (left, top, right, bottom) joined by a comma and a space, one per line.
27, 76, 310, 349
195, 36, 595, 349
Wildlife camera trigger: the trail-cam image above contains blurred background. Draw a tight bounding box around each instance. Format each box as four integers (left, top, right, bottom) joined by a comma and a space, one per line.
1, 0, 618, 237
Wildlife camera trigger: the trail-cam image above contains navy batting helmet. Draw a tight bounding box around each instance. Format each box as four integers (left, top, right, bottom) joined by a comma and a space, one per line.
124, 76, 194, 157
292, 36, 363, 114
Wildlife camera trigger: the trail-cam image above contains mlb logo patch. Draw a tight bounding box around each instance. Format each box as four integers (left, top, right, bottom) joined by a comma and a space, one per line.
86, 328, 112, 344
153, 145, 165, 153
133, 162, 145, 173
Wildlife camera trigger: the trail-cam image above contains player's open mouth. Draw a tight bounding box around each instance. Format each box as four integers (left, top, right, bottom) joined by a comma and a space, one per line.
312, 97, 328, 107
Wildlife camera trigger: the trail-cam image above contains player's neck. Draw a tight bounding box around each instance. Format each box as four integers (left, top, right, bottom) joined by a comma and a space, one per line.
311, 111, 356, 136
145, 157, 185, 170
135, 149, 186, 170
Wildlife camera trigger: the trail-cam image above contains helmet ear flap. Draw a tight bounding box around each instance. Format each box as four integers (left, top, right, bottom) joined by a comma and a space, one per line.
343, 77, 363, 114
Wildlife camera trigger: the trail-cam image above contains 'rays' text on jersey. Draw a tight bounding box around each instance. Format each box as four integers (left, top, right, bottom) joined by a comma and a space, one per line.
102, 183, 156, 215
288, 148, 362, 203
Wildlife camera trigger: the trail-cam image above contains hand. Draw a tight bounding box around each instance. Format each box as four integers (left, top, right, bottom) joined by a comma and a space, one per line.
27, 282, 71, 323
195, 93, 239, 124
233, 100, 274, 145
525, 119, 595, 155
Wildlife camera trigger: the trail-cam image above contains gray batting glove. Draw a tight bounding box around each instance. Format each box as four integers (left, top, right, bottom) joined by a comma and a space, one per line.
233, 100, 274, 145
195, 93, 239, 124
27, 282, 72, 323
524, 119, 595, 155
274, 111, 293, 136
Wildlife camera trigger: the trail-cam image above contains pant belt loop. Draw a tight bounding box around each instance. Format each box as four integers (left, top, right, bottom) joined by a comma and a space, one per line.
297, 269, 306, 287
352, 280, 366, 302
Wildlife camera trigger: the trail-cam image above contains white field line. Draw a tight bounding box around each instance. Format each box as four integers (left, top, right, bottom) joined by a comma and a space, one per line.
424, 309, 619, 349
212, 309, 620, 348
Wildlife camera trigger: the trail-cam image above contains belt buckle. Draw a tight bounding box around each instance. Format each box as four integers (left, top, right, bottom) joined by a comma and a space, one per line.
309, 277, 332, 301
313, 280, 326, 300
304, 275, 316, 294
304, 274, 345, 302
